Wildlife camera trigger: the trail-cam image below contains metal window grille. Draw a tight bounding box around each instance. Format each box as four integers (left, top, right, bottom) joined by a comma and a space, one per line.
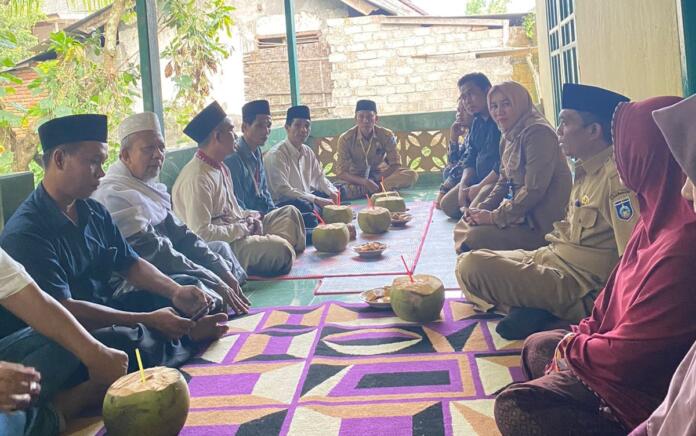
547, 0, 578, 122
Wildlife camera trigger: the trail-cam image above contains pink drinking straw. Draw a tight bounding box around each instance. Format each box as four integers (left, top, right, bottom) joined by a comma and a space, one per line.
312, 210, 325, 225
400, 255, 414, 283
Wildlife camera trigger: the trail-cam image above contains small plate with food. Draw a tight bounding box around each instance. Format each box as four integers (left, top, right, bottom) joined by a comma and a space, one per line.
390, 212, 413, 227
353, 241, 387, 258
360, 286, 392, 310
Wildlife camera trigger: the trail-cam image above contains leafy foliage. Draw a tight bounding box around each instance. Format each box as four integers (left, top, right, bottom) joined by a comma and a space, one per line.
0, 0, 236, 180
28, 30, 140, 170
161, 0, 235, 142
0, 4, 43, 64
523, 12, 536, 41
466, 0, 510, 14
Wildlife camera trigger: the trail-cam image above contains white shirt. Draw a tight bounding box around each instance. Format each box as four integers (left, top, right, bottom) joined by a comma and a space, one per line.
172, 154, 254, 243
0, 248, 34, 299
265, 139, 337, 203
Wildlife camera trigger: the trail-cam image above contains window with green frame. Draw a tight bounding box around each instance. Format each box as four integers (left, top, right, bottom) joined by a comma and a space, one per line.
547, 0, 578, 122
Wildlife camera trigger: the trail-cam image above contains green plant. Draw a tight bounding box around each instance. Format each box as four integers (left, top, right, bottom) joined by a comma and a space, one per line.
523, 12, 536, 41
0, 4, 43, 64
27, 30, 140, 172
161, 0, 235, 141
466, 0, 510, 15
0, 0, 237, 180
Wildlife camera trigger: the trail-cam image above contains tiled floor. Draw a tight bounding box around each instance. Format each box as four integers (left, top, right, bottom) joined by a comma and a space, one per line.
242, 178, 462, 308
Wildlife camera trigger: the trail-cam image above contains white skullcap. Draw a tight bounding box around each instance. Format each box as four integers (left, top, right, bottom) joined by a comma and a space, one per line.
118, 112, 161, 142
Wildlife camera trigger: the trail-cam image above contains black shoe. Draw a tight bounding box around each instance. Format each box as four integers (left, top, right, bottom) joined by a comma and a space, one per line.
495, 307, 557, 340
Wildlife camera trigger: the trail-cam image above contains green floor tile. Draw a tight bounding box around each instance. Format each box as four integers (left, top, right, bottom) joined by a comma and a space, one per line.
244, 279, 318, 307
242, 180, 444, 310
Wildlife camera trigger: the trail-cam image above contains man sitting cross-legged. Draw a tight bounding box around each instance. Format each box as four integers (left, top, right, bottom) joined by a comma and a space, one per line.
0, 114, 227, 378
92, 112, 250, 315
265, 105, 343, 240
456, 84, 638, 339
173, 101, 305, 277
438, 73, 501, 219
335, 99, 418, 199
0, 247, 127, 436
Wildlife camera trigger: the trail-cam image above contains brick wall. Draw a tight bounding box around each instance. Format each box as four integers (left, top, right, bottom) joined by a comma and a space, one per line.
4, 68, 44, 117
244, 39, 333, 122
325, 16, 515, 118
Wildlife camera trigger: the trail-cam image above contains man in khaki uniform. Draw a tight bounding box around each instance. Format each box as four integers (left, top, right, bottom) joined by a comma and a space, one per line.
456, 84, 638, 339
335, 99, 418, 199
172, 102, 305, 277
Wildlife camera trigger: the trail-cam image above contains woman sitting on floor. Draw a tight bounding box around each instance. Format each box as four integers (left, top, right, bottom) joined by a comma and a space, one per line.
493, 96, 696, 435
629, 94, 696, 436
453, 81, 571, 253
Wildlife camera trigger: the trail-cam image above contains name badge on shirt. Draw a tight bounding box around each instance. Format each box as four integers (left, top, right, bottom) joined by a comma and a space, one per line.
505, 180, 515, 200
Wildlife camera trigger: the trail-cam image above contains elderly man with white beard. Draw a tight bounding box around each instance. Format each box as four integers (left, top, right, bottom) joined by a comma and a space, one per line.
92, 112, 250, 315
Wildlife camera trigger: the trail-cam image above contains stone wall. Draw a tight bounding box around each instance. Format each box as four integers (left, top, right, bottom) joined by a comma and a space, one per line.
324, 16, 515, 118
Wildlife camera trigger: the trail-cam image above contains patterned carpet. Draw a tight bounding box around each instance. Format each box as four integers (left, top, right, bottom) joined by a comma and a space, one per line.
64, 300, 523, 436
176, 300, 522, 435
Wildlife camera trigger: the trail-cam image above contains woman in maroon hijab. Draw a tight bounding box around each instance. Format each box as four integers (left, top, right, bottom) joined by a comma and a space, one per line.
630, 94, 696, 436
494, 96, 696, 435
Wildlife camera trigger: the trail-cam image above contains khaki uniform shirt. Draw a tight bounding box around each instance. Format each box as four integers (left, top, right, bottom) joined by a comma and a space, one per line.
478, 125, 572, 234
335, 125, 401, 178
543, 146, 639, 293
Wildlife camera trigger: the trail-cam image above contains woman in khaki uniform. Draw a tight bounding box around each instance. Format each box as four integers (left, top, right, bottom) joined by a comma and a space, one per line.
454, 81, 571, 253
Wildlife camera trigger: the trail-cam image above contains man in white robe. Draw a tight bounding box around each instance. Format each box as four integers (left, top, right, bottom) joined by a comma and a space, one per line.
92, 112, 249, 314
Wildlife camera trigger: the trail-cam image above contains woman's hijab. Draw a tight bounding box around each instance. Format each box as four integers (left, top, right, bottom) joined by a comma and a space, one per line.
487, 81, 557, 177
628, 94, 696, 436
565, 96, 696, 430
653, 94, 696, 182
487, 81, 550, 140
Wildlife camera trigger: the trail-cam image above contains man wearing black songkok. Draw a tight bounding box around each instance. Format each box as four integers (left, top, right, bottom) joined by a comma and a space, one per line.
334, 99, 418, 199
172, 101, 305, 277
456, 84, 639, 340
0, 114, 226, 369
0, 113, 231, 433
265, 105, 345, 243
224, 100, 276, 213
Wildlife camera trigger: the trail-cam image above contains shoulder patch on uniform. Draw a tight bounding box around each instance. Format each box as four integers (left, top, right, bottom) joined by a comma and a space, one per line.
614, 197, 634, 221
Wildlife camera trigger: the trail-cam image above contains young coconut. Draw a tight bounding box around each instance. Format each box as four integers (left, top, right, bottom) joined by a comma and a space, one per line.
358, 206, 391, 234
103, 367, 190, 436
370, 191, 399, 203
390, 274, 445, 323
374, 195, 406, 212
313, 222, 350, 253
322, 205, 353, 224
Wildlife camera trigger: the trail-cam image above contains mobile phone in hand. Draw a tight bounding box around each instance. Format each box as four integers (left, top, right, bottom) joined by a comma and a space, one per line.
191, 300, 214, 322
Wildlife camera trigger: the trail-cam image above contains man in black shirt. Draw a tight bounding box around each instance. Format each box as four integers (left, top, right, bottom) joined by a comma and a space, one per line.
439, 73, 502, 219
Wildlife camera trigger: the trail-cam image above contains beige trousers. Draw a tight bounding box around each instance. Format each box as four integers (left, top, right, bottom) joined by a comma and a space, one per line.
439, 182, 494, 219
342, 168, 419, 200
453, 216, 548, 254
229, 205, 305, 277
455, 248, 595, 322
262, 205, 306, 253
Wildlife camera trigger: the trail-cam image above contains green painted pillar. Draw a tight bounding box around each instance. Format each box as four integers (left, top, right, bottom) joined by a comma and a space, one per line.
136, 0, 165, 133
284, 0, 301, 105
677, 0, 696, 95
